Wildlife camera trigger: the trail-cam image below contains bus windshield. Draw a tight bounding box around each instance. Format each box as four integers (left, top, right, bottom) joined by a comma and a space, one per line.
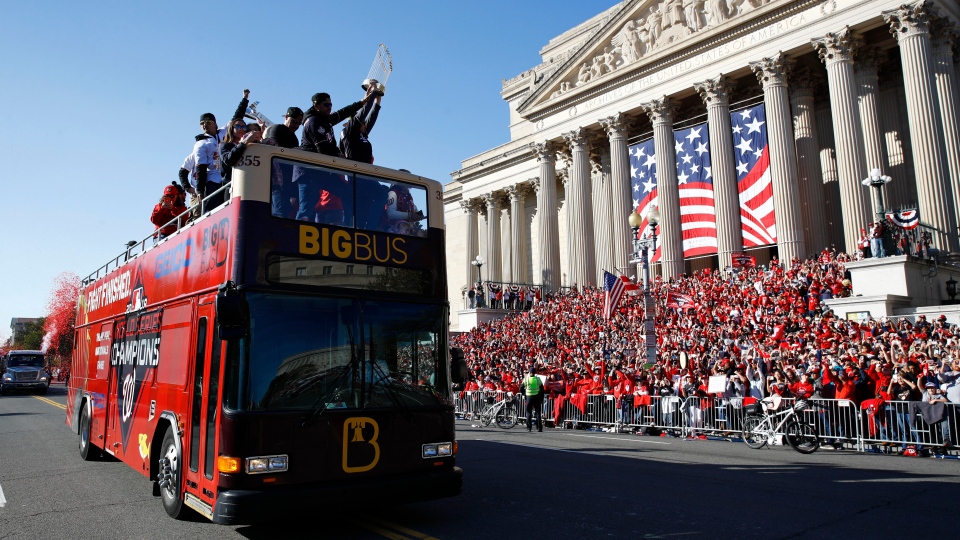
233, 293, 451, 412
8, 355, 44, 368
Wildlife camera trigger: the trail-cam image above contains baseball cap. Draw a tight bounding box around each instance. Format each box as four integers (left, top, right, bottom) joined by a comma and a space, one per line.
286, 106, 303, 118
199, 112, 216, 123
925, 382, 936, 388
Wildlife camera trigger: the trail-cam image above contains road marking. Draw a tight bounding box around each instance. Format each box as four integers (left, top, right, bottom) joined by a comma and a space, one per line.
33, 396, 67, 410
567, 434, 672, 445
356, 519, 440, 540
365, 517, 440, 540
0, 482, 6, 507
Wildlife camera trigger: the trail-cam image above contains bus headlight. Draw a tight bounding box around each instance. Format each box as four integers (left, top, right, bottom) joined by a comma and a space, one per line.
423, 442, 453, 459
245, 454, 288, 474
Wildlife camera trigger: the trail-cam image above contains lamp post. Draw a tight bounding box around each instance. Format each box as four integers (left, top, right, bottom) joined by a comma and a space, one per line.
471, 255, 484, 307
862, 168, 892, 258
628, 206, 661, 366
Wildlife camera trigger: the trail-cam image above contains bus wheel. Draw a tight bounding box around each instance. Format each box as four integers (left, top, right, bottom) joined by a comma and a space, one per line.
158, 428, 187, 518
79, 406, 101, 461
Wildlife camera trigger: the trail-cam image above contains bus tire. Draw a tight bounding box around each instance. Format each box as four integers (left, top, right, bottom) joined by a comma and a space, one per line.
158, 428, 188, 519
79, 406, 101, 461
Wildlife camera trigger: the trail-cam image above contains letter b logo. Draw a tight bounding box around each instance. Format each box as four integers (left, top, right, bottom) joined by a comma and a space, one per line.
342, 417, 380, 473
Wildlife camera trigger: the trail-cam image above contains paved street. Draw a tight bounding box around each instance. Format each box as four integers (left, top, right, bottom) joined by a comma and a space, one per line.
1, 386, 957, 539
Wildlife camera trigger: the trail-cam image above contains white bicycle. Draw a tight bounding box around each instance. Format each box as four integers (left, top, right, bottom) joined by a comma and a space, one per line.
741, 395, 820, 455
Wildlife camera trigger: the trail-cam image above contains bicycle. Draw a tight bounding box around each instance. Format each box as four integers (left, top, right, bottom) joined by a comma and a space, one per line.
477, 392, 519, 429
741, 395, 820, 454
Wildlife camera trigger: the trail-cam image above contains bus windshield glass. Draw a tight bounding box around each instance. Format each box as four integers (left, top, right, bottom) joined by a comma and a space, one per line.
8, 355, 44, 368
233, 293, 450, 412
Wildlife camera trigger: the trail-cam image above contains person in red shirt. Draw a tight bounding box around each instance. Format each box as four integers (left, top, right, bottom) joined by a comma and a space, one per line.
150, 184, 189, 238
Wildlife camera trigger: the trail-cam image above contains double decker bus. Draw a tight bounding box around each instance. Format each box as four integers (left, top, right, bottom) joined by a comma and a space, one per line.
66, 143, 463, 524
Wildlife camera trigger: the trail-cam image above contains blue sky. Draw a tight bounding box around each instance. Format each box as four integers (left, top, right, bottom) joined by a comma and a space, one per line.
0, 0, 610, 337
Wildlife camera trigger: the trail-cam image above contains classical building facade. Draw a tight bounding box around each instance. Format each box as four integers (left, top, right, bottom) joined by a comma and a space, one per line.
444, 0, 960, 328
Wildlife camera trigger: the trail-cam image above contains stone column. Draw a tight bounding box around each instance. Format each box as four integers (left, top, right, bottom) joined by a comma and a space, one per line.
641, 97, 684, 278
591, 140, 615, 281
878, 76, 919, 210
884, 3, 958, 251
816, 103, 844, 250
505, 183, 529, 283
749, 53, 806, 263
460, 198, 480, 286
812, 27, 871, 254
600, 114, 633, 274
789, 67, 830, 255
855, 47, 890, 217
482, 192, 503, 282
694, 75, 742, 268
532, 143, 562, 291
932, 19, 960, 233
562, 128, 597, 287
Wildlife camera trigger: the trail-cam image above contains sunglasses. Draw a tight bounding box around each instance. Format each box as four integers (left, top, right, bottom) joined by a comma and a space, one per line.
321, 102, 333, 107
234, 124, 247, 130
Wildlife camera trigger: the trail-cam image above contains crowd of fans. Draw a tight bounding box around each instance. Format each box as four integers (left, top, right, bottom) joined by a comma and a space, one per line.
453, 250, 960, 449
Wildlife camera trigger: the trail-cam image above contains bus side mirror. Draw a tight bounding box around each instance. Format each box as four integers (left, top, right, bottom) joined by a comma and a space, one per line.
450, 347, 468, 384
216, 281, 248, 340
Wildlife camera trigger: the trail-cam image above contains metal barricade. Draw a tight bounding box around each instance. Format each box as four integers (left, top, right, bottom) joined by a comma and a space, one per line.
455, 392, 959, 456
859, 400, 957, 452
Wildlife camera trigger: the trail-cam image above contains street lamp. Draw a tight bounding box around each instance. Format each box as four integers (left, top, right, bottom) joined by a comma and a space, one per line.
471, 255, 485, 308
628, 206, 660, 367
862, 169, 892, 258
861, 168, 892, 218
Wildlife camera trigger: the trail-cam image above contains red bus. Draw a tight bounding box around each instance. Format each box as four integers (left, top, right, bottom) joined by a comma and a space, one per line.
66, 143, 463, 524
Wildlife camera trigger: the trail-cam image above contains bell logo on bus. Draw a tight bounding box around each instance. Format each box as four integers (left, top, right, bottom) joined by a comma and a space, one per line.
341, 417, 380, 473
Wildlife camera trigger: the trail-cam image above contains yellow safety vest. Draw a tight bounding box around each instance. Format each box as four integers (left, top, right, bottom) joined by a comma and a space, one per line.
524, 375, 542, 396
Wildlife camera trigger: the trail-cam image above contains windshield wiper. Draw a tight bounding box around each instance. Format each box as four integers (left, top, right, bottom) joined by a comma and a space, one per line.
367, 357, 415, 421
300, 356, 357, 428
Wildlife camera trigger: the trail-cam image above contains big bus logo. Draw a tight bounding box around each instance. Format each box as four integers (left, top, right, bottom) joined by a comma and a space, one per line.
341, 417, 380, 473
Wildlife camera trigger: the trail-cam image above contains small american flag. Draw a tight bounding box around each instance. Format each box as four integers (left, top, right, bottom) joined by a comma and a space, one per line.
603, 271, 626, 320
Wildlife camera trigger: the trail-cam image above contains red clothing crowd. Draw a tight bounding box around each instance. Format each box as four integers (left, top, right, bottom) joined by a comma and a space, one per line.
453, 251, 960, 415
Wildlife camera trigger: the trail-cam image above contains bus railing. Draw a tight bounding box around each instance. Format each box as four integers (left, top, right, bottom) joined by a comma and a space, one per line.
81, 182, 233, 286
455, 392, 958, 455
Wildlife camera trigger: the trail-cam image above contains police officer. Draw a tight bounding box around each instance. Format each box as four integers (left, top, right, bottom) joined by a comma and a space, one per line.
523, 366, 545, 432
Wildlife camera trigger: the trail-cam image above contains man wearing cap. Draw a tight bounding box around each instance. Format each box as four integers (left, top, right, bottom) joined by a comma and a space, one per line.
921, 381, 952, 447
193, 89, 251, 211
263, 107, 303, 149
522, 366, 545, 432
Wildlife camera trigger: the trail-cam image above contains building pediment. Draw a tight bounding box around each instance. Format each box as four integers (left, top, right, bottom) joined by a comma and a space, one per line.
519, 0, 794, 115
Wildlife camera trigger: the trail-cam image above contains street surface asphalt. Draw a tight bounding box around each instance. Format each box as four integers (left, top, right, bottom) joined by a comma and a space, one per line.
1, 385, 957, 539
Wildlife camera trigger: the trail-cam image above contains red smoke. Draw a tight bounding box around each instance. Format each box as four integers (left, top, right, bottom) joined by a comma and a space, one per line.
42, 272, 81, 359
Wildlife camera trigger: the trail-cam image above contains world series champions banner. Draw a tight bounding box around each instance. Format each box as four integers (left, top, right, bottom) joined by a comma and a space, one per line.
110, 306, 162, 452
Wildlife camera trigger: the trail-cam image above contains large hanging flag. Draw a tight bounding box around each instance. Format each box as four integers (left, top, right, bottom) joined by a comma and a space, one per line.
602, 270, 626, 320
731, 104, 776, 248
629, 138, 661, 262
673, 122, 717, 257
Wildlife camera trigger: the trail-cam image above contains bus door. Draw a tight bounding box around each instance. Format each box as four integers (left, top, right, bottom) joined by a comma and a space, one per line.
182, 300, 223, 513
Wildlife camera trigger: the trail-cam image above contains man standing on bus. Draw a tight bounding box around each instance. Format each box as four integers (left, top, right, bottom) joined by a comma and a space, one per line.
523, 366, 545, 432
193, 89, 251, 211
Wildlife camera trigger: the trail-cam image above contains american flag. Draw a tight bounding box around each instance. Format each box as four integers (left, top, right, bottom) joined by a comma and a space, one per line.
731, 104, 776, 247
602, 270, 627, 320
629, 138, 661, 262
673, 122, 717, 257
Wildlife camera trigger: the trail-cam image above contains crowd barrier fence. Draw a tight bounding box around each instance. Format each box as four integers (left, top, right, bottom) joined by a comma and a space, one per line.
455, 391, 958, 455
